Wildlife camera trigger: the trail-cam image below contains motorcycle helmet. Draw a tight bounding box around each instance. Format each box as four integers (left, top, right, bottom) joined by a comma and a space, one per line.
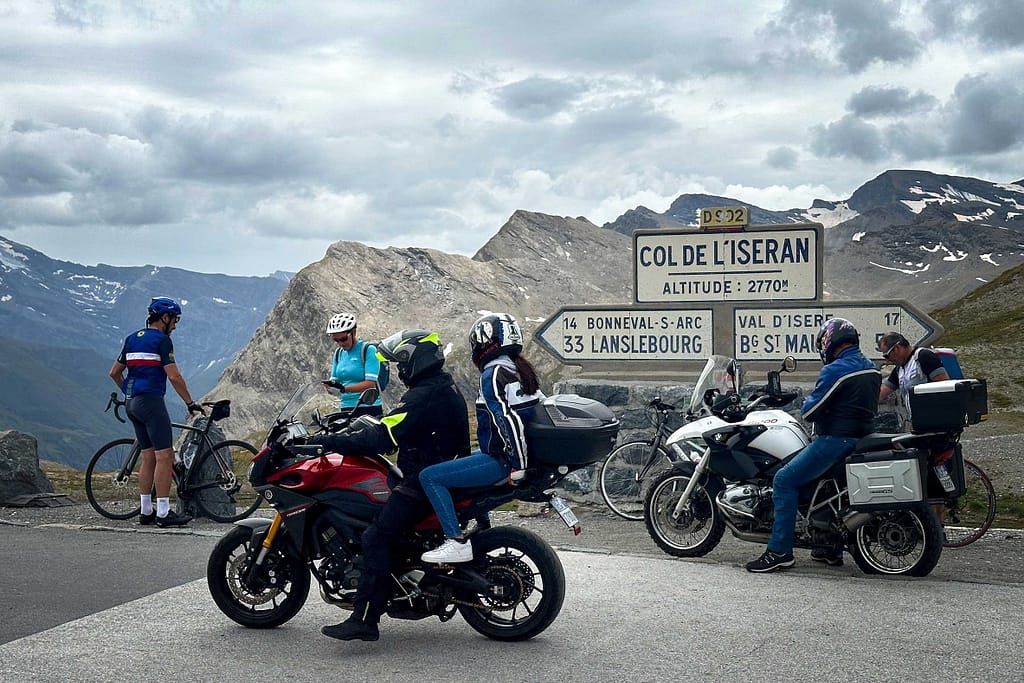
148, 296, 182, 318
326, 313, 357, 335
816, 317, 859, 364
469, 312, 524, 370
376, 329, 445, 385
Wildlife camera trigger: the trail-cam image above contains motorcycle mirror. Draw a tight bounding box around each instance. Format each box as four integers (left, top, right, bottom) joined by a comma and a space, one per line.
781, 356, 797, 373
357, 387, 380, 407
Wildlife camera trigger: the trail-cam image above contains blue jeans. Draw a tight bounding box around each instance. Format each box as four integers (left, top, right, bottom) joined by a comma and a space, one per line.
419, 452, 509, 538
768, 435, 858, 554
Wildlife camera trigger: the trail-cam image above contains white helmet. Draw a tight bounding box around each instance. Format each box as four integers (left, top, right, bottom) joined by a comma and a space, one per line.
325, 313, 357, 335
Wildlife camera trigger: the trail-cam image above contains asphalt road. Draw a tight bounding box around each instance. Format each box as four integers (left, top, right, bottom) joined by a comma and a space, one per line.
1, 520, 1022, 682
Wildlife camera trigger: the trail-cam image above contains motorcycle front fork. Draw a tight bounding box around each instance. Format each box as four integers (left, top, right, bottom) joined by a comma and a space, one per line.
244, 512, 284, 586
671, 448, 712, 519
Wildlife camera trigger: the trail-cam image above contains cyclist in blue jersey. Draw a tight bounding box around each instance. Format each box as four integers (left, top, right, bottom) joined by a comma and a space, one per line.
322, 313, 384, 418
108, 297, 204, 527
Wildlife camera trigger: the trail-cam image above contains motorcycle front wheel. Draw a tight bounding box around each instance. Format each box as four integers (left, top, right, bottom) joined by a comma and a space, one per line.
457, 526, 565, 641
848, 504, 944, 577
644, 467, 725, 557
207, 525, 311, 628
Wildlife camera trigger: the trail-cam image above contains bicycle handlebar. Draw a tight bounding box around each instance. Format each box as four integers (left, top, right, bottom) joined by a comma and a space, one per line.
105, 392, 221, 424
105, 392, 127, 423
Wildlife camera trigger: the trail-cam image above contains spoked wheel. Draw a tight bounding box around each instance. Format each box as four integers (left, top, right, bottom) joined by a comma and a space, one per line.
849, 504, 943, 577
599, 442, 674, 521
207, 525, 310, 628
456, 526, 565, 641
189, 440, 263, 523
943, 458, 996, 548
85, 438, 142, 520
644, 467, 725, 557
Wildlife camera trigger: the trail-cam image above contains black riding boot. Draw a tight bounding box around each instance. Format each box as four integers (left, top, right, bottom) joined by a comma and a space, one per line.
321, 574, 388, 641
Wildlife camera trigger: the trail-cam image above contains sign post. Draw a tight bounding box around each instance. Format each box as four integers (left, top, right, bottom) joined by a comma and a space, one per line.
533, 209, 944, 375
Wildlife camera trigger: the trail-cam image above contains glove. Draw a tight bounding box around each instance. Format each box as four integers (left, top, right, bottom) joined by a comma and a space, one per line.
187, 402, 205, 416
322, 379, 343, 390
508, 469, 526, 486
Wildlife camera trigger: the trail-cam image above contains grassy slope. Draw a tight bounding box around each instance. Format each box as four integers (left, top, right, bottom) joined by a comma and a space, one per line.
931, 262, 1024, 433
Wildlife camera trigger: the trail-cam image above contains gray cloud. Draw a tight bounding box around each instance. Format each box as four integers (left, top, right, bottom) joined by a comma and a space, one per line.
765, 146, 799, 170
491, 77, 588, 121
946, 74, 1024, 155
810, 115, 885, 162
847, 86, 938, 118
924, 0, 1024, 47
765, 0, 923, 73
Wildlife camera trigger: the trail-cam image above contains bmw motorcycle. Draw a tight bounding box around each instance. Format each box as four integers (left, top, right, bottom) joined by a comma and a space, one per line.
644, 356, 948, 577
207, 383, 618, 641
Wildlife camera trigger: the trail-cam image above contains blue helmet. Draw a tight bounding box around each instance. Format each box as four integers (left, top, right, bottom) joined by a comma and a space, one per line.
148, 296, 182, 318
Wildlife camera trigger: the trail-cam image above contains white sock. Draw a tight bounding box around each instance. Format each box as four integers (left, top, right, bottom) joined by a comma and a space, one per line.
140, 494, 153, 515
156, 497, 170, 517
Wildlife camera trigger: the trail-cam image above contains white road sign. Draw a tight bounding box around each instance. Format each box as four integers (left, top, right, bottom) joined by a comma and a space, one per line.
733, 302, 941, 361
634, 227, 820, 303
535, 307, 713, 362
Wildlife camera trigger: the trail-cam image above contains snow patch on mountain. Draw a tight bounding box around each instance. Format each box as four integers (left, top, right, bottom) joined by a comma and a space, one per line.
869, 261, 930, 275
802, 202, 858, 228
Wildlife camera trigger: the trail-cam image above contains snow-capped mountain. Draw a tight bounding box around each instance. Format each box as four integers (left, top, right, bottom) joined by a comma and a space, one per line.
0, 235, 288, 466
606, 170, 1024, 311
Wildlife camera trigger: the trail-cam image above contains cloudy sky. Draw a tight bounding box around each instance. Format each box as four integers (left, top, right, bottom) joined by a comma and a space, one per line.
2, 1, 1023, 276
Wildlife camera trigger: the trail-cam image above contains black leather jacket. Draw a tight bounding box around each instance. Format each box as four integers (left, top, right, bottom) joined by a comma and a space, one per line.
311, 369, 470, 488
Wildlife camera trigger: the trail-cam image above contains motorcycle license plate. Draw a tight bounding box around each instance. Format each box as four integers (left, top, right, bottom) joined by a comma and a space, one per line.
550, 495, 580, 532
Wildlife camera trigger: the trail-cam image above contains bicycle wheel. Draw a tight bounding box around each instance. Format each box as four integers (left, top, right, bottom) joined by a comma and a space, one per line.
85, 438, 142, 520
943, 458, 996, 548
189, 440, 262, 523
599, 441, 674, 521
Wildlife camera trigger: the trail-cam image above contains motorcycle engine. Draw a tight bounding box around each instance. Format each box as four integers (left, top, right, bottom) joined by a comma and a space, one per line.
717, 484, 773, 531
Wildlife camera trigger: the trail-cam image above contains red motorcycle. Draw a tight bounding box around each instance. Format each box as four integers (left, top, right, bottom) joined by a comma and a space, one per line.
206, 383, 618, 641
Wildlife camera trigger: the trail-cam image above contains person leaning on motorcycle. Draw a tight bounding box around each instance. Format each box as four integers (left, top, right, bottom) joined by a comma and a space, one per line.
303, 329, 471, 641
746, 318, 881, 573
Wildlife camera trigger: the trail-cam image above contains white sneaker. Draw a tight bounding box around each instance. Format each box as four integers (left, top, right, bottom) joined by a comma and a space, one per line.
421, 538, 473, 564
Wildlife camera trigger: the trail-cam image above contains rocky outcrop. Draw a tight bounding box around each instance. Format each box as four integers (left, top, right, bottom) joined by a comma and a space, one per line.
0, 431, 53, 504
207, 211, 633, 439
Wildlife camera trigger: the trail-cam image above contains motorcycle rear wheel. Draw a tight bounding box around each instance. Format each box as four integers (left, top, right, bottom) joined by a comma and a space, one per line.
644, 467, 725, 557
207, 525, 311, 628
848, 504, 943, 577
456, 526, 565, 641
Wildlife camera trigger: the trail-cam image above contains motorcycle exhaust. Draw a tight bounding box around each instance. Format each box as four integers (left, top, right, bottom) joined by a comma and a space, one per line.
842, 510, 873, 531
721, 517, 772, 543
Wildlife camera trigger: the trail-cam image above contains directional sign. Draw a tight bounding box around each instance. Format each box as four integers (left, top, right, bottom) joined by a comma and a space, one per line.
535, 307, 713, 362
733, 301, 943, 362
633, 224, 821, 303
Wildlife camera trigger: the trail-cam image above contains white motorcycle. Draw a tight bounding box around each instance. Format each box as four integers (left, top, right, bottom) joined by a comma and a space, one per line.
644, 355, 945, 577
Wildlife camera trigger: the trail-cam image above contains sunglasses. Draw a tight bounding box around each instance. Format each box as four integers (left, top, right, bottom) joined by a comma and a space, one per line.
881, 345, 898, 359
332, 333, 351, 342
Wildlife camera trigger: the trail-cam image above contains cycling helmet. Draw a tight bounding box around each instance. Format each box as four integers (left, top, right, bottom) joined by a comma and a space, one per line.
326, 313, 357, 335
148, 297, 182, 317
816, 317, 860, 364
376, 329, 445, 385
469, 312, 524, 370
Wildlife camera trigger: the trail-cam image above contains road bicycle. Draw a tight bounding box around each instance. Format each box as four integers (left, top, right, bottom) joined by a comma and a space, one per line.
85, 393, 262, 523
599, 397, 682, 520
878, 406, 996, 548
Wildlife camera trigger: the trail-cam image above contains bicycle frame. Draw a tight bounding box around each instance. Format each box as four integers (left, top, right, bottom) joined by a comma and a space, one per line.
104, 394, 234, 497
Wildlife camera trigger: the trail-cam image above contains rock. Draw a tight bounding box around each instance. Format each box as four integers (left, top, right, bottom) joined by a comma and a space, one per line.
0, 431, 54, 505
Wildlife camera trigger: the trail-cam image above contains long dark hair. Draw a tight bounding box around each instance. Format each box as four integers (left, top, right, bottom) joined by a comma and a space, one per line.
513, 354, 540, 395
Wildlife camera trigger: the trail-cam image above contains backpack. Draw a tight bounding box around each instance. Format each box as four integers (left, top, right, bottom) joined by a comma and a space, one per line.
334, 342, 390, 392
932, 347, 964, 380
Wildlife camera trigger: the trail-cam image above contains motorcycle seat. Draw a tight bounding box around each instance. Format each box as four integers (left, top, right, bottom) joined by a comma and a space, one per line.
853, 432, 902, 453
